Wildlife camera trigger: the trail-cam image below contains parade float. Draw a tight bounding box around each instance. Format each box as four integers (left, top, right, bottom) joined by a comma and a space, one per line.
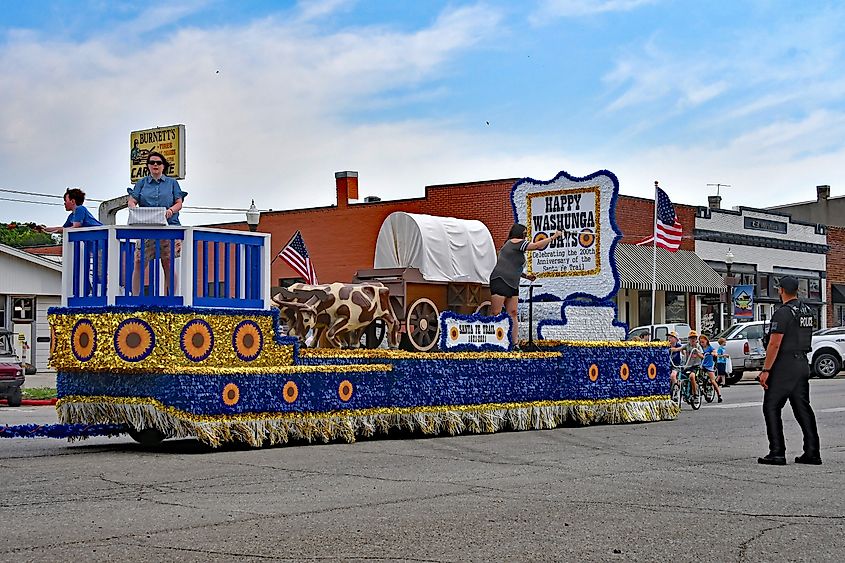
41, 170, 677, 447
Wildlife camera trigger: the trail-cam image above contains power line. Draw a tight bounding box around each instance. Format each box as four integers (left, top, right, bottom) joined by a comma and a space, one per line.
0, 187, 266, 212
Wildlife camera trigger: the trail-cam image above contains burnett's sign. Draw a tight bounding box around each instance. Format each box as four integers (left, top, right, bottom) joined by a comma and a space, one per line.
130, 125, 186, 183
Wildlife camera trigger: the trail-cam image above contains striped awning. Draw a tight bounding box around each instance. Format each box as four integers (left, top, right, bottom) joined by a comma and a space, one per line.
614, 243, 726, 294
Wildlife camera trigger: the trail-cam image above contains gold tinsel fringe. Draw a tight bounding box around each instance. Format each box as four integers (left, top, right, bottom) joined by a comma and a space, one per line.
58, 399, 679, 448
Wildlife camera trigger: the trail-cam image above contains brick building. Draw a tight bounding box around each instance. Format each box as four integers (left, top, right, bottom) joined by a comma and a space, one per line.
212, 172, 722, 330
827, 225, 845, 326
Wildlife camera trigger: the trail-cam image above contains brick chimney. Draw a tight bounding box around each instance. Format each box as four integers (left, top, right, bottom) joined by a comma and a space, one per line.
817, 185, 830, 200
335, 171, 359, 209
708, 195, 722, 209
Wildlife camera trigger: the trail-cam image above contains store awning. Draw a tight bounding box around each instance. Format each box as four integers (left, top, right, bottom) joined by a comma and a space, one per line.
832, 284, 845, 303
614, 243, 726, 294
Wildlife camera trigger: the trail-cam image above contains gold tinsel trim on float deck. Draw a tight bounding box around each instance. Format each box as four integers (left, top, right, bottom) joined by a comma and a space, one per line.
57, 395, 679, 448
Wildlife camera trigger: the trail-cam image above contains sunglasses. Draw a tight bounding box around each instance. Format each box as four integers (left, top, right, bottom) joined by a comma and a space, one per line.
147, 161, 164, 166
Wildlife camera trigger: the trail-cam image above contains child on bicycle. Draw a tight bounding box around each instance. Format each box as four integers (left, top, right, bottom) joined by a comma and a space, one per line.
680, 331, 704, 397
698, 333, 723, 403
668, 331, 684, 387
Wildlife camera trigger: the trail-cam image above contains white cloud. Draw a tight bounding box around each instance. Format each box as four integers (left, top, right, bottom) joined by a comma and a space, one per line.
530, 0, 658, 23
0, 3, 503, 226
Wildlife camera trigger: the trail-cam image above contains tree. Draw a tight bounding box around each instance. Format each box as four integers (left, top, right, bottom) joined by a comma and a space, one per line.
0, 222, 57, 248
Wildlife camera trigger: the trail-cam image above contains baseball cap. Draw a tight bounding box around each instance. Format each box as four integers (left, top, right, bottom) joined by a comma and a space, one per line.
668, 331, 678, 338
779, 276, 799, 293
688, 330, 698, 337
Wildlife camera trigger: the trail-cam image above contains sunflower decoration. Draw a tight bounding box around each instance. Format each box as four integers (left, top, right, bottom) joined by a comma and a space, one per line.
180, 319, 214, 362
495, 327, 505, 341
232, 320, 263, 362
449, 326, 460, 341
114, 318, 155, 362
338, 379, 354, 402
282, 380, 299, 404
578, 228, 595, 248
588, 363, 599, 382
532, 232, 549, 243
619, 363, 630, 381
71, 319, 96, 362
647, 363, 657, 380
222, 382, 240, 406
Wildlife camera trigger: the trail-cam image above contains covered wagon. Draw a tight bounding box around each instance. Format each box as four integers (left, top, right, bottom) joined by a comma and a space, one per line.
354, 212, 496, 351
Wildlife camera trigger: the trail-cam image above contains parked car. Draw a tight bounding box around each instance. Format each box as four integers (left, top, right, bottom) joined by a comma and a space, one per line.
628, 323, 692, 341
0, 329, 26, 407
715, 321, 768, 385
808, 326, 845, 379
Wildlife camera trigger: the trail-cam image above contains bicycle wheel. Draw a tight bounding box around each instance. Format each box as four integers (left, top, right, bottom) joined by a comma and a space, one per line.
671, 382, 681, 408
703, 377, 716, 403
690, 386, 703, 410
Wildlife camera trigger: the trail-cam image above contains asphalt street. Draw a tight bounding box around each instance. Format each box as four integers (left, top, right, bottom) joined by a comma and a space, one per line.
1, 375, 843, 562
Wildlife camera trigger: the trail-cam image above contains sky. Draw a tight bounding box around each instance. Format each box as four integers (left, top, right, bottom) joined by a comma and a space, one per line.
2, 0, 844, 227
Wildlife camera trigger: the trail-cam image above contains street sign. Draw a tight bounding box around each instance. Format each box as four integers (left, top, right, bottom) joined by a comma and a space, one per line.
130, 125, 186, 183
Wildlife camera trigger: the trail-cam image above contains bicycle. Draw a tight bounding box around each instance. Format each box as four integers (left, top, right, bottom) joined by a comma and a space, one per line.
671, 367, 702, 410
696, 367, 717, 404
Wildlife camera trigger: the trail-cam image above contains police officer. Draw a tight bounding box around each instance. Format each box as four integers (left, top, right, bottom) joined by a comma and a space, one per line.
757, 276, 822, 465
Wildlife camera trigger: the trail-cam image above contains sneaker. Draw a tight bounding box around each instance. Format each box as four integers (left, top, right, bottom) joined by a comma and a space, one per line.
757, 454, 787, 466
794, 453, 822, 465
717, 395, 723, 403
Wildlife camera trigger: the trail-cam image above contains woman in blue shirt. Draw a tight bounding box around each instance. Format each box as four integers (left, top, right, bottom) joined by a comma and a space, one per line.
699, 333, 723, 403
128, 152, 187, 295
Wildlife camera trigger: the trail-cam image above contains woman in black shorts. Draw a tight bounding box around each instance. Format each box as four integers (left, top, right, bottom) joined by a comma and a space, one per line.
489, 223, 562, 348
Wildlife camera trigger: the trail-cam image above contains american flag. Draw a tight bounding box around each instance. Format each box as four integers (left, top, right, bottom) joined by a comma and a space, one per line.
278, 230, 318, 284
635, 186, 683, 252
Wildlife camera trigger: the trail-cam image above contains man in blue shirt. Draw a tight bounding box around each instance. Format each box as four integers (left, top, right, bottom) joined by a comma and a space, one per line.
47, 188, 103, 232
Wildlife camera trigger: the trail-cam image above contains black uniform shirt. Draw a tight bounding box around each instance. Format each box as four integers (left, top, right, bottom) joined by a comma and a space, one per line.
769, 298, 801, 354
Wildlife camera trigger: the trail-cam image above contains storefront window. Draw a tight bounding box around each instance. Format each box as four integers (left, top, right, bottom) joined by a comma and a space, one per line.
664, 292, 687, 323
835, 304, 845, 327
809, 279, 820, 300
638, 293, 651, 327
798, 279, 809, 299
758, 274, 770, 298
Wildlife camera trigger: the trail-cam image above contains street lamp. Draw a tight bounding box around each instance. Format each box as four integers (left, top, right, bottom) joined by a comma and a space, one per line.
724, 248, 734, 331
246, 200, 260, 232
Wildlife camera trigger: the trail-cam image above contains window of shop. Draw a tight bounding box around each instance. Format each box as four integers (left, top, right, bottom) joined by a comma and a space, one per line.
797, 279, 809, 299
0, 298, 5, 328
638, 293, 651, 327
758, 274, 771, 298
664, 292, 687, 323
808, 279, 820, 300
12, 298, 34, 323
834, 304, 845, 327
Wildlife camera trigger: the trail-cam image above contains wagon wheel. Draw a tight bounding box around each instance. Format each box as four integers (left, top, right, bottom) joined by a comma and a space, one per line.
360, 319, 386, 349
475, 301, 492, 317
403, 298, 440, 352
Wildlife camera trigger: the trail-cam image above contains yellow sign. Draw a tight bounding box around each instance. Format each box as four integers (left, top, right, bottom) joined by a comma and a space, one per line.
130, 125, 186, 184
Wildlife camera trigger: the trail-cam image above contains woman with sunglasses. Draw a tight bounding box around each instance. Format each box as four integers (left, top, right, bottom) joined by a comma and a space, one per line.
128, 151, 187, 296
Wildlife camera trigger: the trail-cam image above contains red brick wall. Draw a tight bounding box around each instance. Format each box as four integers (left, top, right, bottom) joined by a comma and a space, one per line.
616, 194, 696, 251
827, 225, 845, 326
210, 177, 696, 283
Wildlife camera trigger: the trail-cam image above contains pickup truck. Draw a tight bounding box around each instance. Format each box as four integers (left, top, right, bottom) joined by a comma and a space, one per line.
0, 329, 25, 407
716, 321, 767, 385
808, 326, 845, 378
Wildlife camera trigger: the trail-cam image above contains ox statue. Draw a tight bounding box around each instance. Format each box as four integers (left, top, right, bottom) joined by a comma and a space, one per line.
272, 282, 400, 349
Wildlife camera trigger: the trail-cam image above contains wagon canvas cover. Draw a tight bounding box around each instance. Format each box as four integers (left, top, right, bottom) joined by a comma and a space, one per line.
374, 212, 496, 283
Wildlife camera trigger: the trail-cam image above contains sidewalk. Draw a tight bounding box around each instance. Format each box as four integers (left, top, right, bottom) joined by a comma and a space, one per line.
23, 371, 57, 389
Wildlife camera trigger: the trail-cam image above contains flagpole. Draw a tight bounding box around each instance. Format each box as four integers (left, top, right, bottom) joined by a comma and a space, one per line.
650, 180, 659, 337
271, 230, 300, 265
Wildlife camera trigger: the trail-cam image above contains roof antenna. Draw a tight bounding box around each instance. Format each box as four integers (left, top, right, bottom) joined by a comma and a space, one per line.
707, 183, 731, 197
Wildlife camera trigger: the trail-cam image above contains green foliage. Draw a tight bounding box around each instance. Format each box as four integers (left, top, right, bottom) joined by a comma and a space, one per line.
22, 387, 57, 400
0, 222, 56, 248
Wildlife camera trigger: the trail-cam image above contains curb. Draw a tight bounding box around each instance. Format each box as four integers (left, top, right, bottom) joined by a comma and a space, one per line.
0, 398, 58, 407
